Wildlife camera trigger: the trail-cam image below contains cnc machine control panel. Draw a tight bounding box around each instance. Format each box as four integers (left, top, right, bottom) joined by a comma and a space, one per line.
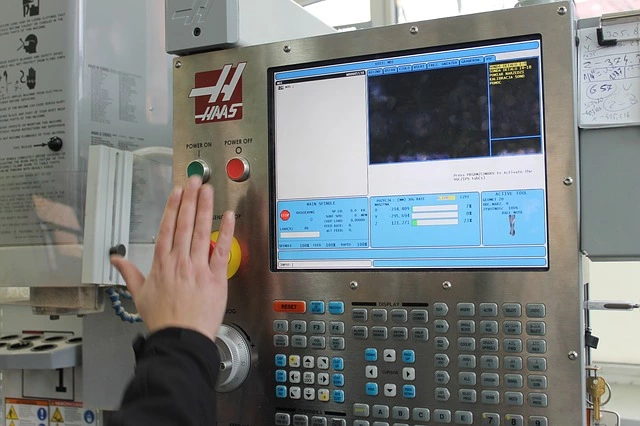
172, 3, 584, 425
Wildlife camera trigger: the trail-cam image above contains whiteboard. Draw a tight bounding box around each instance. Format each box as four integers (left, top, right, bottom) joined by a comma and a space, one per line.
578, 21, 640, 128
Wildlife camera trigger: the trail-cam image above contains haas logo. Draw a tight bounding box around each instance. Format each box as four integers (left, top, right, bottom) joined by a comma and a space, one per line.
189, 62, 246, 124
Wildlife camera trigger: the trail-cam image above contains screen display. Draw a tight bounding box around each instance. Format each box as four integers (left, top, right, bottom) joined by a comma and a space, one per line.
270, 36, 547, 270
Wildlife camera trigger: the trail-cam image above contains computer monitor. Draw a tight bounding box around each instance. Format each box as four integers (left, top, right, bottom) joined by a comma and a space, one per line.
270, 35, 547, 270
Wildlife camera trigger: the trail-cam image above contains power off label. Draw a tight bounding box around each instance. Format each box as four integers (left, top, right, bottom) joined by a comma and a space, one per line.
4, 398, 48, 426
49, 401, 96, 425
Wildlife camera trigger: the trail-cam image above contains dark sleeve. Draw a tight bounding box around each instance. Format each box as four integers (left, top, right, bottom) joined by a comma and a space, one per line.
108, 328, 219, 426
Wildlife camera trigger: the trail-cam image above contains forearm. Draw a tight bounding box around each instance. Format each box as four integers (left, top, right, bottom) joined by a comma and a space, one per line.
109, 328, 219, 426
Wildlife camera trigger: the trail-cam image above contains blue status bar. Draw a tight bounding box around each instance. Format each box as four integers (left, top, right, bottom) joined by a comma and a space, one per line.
274, 41, 539, 81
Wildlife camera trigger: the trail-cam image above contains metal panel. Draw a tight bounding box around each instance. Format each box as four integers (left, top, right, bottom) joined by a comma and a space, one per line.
173, 3, 583, 425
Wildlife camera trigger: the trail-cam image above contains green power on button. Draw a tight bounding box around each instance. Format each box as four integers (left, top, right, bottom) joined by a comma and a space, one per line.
186, 159, 210, 183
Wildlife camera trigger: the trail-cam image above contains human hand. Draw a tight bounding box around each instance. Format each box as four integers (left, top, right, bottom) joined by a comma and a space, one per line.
110, 176, 236, 341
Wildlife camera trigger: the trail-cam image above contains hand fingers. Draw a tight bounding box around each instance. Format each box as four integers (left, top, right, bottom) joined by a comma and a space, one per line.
110, 256, 145, 298
191, 184, 214, 263
210, 210, 236, 279
172, 176, 202, 255
154, 186, 183, 260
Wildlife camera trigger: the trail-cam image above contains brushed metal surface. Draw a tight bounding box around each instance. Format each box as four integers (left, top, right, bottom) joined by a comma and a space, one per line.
173, 3, 583, 425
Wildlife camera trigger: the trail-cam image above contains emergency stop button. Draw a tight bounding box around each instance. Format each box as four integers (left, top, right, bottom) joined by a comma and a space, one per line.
226, 157, 250, 182
186, 159, 210, 183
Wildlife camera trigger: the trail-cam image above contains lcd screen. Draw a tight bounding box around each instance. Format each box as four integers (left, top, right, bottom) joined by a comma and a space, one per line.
270, 36, 547, 270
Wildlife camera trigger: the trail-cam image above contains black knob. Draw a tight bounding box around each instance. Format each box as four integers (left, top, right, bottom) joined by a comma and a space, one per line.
47, 136, 63, 152
109, 244, 127, 257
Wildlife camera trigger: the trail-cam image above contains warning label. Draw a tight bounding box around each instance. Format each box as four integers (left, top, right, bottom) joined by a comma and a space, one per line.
489, 60, 534, 85
4, 398, 48, 426
49, 401, 96, 426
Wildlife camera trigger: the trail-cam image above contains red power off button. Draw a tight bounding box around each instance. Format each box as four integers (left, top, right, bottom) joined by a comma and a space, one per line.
226, 157, 250, 182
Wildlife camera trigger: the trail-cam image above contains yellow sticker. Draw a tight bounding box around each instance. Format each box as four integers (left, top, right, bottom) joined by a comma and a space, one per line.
6, 405, 18, 420
51, 407, 64, 423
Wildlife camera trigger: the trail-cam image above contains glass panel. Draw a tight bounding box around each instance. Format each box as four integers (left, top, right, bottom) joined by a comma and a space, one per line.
575, 0, 640, 18
305, 0, 371, 27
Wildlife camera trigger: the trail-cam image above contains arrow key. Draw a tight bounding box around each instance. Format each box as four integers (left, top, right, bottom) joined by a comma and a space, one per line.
403, 367, 416, 381
304, 387, 316, 400
383, 349, 396, 362
384, 383, 397, 397
366, 365, 378, 379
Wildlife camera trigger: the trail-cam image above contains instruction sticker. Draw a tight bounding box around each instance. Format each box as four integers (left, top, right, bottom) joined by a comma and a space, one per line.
4, 398, 48, 426
49, 401, 95, 426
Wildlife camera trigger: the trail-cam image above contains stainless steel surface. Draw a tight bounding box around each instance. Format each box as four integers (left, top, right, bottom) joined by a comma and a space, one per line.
173, 3, 583, 424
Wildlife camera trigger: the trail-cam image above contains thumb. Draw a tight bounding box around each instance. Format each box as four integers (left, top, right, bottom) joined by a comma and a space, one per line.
110, 256, 145, 298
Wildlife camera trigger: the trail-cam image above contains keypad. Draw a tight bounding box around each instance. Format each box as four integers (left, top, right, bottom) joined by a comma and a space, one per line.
272, 300, 549, 423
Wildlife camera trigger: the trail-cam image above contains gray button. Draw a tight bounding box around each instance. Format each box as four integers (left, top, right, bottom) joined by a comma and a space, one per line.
371, 309, 388, 322
480, 338, 499, 352
528, 393, 548, 407
506, 415, 524, 426
293, 414, 309, 426
505, 374, 524, 388
527, 339, 547, 354
310, 336, 326, 349
458, 389, 477, 403
528, 375, 548, 389
481, 413, 500, 426
434, 302, 449, 316
329, 337, 345, 350
458, 372, 477, 386
372, 421, 389, 426
480, 321, 498, 334
526, 304, 546, 318
455, 411, 473, 424
411, 309, 428, 323
480, 390, 500, 404
372, 405, 390, 419
433, 409, 452, 423
435, 370, 451, 384
392, 327, 408, 340
458, 337, 476, 351
352, 309, 368, 322
479, 303, 498, 316
526, 321, 546, 336
434, 336, 449, 350
353, 403, 370, 417
330, 322, 345, 335
458, 355, 476, 369
527, 357, 547, 371
292, 320, 307, 333
371, 327, 388, 340
505, 391, 524, 406
480, 355, 499, 369
274, 320, 289, 332
311, 416, 327, 426
412, 327, 429, 341
392, 406, 410, 420
480, 373, 499, 387
528, 416, 548, 426
457, 320, 476, 334
503, 321, 522, 335
330, 419, 345, 426
353, 326, 368, 340
505, 356, 523, 370
292, 335, 308, 348
503, 303, 522, 317
434, 320, 449, 333
434, 354, 450, 368
435, 387, 451, 401
504, 339, 523, 353
274, 335, 289, 347
457, 303, 475, 317
310, 321, 325, 334
276, 413, 291, 425
352, 421, 368, 426
391, 309, 408, 323
413, 408, 430, 422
